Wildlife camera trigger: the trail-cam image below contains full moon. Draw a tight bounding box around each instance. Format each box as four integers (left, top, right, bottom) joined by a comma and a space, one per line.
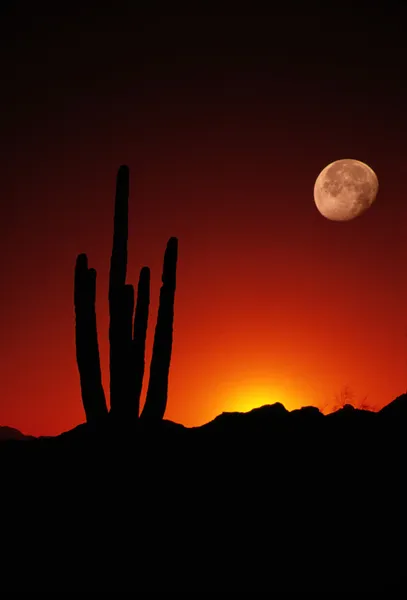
313, 158, 379, 221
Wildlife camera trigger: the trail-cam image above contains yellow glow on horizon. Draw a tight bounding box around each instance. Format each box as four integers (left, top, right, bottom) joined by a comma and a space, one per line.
223, 381, 296, 414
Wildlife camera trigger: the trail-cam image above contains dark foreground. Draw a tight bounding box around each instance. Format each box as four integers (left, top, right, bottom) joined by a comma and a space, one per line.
2, 400, 407, 592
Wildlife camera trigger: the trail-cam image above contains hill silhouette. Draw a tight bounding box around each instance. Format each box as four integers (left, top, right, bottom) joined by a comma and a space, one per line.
2, 395, 407, 592
2, 166, 406, 592
0, 425, 35, 441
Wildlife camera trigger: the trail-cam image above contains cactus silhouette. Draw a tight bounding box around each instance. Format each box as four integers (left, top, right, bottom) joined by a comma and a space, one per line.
141, 237, 177, 421
74, 165, 178, 424
109, 165, 131, 418
132, 266, 150, 420
74, 254, 108, 423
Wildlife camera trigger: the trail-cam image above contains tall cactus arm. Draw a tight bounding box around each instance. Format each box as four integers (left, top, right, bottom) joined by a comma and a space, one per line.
141, 237, 178, 421
74, 253, 108, 422
132, 266, 150, 418
122, 283, 135, 418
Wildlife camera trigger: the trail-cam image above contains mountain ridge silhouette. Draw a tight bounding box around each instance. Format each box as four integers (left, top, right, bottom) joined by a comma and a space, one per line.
0, 425, 36, 441
1, 393, 403, 442
2, 395, 405, 592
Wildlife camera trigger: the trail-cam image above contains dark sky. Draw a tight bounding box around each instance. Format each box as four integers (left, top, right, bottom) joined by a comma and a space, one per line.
1, 6, 407, 435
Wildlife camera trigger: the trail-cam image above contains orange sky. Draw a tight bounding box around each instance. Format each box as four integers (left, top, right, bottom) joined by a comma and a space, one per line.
1, 11, 407, 436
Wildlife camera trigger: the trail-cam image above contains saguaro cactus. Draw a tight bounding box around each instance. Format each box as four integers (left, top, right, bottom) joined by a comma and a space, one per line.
74, 165, 178, 426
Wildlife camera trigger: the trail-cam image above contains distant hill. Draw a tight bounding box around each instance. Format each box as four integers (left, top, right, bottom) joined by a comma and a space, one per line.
0, 426, 35, 441
378, 392, 407, 417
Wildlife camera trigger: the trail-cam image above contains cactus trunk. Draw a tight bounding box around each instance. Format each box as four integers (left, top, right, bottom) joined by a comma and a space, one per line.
109, 165, 130, 418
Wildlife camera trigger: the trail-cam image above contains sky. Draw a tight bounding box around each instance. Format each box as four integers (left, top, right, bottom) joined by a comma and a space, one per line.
1, 6, 407, 436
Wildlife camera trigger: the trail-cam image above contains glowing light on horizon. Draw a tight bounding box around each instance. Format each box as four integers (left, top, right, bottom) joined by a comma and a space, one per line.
223, 381, 297, 414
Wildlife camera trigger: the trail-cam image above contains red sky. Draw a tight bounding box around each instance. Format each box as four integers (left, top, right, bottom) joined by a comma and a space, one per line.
1, 9, 407, 436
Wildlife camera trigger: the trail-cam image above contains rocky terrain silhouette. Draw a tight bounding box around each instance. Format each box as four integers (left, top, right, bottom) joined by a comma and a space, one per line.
1, 166, 406, 592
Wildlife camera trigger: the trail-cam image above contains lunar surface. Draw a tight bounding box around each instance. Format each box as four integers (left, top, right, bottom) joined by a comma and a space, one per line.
313, 159, 379, 221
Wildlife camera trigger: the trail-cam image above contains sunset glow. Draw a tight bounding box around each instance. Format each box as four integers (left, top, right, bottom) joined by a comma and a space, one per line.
1, 13, 406, 436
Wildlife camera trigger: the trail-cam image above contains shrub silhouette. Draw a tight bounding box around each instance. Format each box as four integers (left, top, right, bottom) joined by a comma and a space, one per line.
74, 165, 178, 426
